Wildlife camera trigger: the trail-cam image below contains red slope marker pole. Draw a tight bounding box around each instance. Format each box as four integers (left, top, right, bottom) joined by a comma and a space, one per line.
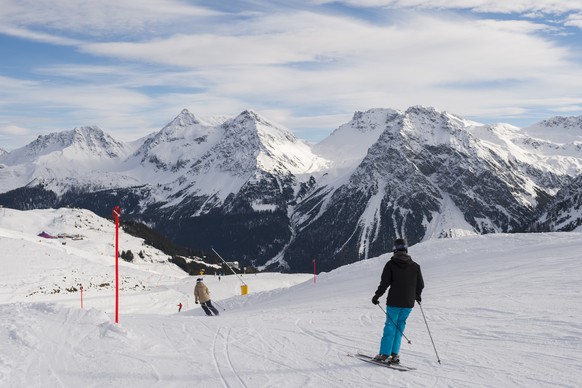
313, 258, 316, 284
112, 206, 121, 324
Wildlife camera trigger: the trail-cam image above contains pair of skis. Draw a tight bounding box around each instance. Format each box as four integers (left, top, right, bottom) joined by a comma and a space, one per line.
347, 353, 416, 372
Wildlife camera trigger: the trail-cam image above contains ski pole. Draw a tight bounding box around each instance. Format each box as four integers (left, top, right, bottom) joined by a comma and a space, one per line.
213, 301, 226, 311
418, 302, 441, 364
377, 304, 411, 344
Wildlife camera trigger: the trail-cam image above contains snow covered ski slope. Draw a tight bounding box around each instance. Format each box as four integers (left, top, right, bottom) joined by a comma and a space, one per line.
0, 208, 581, 387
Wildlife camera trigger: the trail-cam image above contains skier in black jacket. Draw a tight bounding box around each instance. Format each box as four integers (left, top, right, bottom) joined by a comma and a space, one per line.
371, 238, 424, 364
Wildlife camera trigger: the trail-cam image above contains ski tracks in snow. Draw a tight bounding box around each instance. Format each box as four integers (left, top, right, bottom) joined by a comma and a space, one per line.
205, 312, 371, 387
212, 326, 248, 388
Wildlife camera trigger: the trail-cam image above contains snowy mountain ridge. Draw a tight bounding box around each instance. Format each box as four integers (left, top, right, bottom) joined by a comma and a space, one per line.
3, 125, 129, 163
1, 106, 582, 272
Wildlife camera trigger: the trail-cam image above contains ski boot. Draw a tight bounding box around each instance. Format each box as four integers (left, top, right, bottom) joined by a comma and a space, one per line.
373, 354, 390, 363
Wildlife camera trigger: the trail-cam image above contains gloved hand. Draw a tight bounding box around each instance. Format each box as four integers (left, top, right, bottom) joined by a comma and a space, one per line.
372, 295, 380, 305
195, 301, 199, 304
416, 295, 422, 304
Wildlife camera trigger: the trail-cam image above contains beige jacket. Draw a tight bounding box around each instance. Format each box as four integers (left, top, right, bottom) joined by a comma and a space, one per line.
194, 282, 211, 303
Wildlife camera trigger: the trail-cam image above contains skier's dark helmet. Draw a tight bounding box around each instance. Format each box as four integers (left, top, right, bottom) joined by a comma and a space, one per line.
393, 238, 408, 252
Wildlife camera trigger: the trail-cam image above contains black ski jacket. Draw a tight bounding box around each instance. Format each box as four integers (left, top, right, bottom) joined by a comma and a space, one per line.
374, 251, 424, 308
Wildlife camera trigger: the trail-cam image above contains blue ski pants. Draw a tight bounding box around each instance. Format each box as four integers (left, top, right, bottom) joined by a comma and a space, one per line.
379, 306, 412, 356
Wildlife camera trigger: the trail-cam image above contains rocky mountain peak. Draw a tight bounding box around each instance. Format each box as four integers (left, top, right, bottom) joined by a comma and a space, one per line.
538, 115, 582, 129
172, 109, 201, 127
523, 114, 582, 144
238, 109, 262, 122
132, 108, 220, 170
348, 108, 401, 133
71, 126, 126, 155
225, 110, 301, 149
9, 125, 126, 161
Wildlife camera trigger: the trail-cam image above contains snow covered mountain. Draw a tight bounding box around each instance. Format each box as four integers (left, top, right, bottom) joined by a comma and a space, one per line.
0, 126, 134, 195
534, 174, 582, 231
1, 107, 582, 272
282, 107, 582, 271
119, 109, 326, 211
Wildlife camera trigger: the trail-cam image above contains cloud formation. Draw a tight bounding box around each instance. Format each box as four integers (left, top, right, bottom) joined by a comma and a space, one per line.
0, 1, 581, 150
318, 0, 582, 16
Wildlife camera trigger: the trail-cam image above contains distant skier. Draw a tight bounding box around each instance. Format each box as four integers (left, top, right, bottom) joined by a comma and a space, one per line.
371, 238, 424, 365
177, 302, 183, 312
194, 278, 219, 316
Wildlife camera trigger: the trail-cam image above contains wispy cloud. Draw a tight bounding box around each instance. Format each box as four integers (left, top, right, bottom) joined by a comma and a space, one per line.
0, 0, 222, 37
565, 12, 582, 28
0, 124, 28, 136
0, 25, 80, 45
315, 0, 582, 17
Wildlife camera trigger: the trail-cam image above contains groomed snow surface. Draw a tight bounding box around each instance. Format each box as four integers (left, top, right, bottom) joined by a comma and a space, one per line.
0, 208, 580, 387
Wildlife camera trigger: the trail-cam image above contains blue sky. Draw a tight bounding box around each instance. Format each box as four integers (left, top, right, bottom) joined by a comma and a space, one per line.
1, 0, 582, 151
